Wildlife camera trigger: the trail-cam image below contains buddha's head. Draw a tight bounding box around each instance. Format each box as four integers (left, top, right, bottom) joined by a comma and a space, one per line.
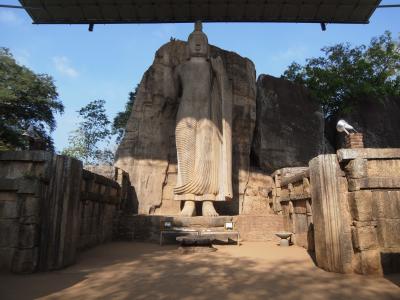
187, 21, 209, 58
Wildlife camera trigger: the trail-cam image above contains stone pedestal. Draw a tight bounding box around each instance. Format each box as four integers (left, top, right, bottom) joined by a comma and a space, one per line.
345, 133, 364, 149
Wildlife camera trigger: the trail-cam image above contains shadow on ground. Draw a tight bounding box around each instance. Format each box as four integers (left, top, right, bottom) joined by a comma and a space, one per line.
0, 242, 399, 300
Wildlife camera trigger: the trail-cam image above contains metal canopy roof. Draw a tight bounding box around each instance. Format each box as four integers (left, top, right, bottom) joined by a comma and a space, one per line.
19, 0, 381, 25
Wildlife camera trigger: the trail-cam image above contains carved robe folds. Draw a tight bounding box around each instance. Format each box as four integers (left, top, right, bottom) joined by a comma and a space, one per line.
173, 58, 233, 202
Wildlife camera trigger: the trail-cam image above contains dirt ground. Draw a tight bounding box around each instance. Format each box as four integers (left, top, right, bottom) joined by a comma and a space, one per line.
1, 242, 399, 300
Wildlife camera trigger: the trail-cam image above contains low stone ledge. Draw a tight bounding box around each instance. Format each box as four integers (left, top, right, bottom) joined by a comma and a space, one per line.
0, 178, 41, 194
280, 194, 311, 202
0, 151, 53, 162
80, 191, 120, 205
82, 169, 120, 189
337, 148, 400, 162
348, 177, 400, 191
0, 179, 19, 191
281, 169, 310, 187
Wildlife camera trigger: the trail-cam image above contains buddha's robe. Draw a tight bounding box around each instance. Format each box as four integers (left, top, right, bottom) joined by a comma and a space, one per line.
173, 58, 232, 201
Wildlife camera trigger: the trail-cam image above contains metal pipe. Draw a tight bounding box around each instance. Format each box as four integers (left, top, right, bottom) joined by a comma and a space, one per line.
377, 4, 400, 8
0, 4, 40, 9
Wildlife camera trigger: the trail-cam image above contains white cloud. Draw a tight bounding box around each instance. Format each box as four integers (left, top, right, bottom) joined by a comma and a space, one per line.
0, 10, 21, 24
52, 56, 79, 78
271, 46, 308, 62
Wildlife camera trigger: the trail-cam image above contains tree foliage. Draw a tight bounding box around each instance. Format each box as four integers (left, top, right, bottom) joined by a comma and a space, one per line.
62, 100, 114, 165
283, 31, 400, 116
0, 48, 64, 151
112, 85, 137, 143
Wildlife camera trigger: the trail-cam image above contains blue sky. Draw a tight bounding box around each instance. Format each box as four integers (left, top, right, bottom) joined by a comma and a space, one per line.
1, 0, 399, 151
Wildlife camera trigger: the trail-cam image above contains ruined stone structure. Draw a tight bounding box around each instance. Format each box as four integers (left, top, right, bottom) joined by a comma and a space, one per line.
2, 33, 399, 278
269, 148, 400, 275
270, 167, 314, 250
0, 151, 132, 273
311, 149, 400, 275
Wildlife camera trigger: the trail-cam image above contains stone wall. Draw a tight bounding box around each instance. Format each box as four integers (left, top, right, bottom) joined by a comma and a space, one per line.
0, 151, 132, 273
0, 151, 52, 273
266, 148, 400, 275
78, 169, 121, 250
234, 215, 283, 242
240, 169, 274, 215
270, 167, 314, 250
310, 149, 400, 275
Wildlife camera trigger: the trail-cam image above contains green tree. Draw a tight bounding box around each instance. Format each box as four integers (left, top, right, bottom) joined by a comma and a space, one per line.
62, 100, 114, 165
112, 85, 137, 143
283, 31, 400, 116
0, 48, 64, 151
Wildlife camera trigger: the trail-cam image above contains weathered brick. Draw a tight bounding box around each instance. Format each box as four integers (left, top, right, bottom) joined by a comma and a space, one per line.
0, 220, 19, 247
351, 225, 378, 250
376, 219, 400, 248
20, 196, 40, 218
294, 200, 307, 214
18, 224, 38, 248
0, 191, 17, 201
345, 158, 367, 179
367, 159, 400, 178
0, 199, 18, 219
348, 191, 373, 221
0, 247, 16, 269
11, 248, 38, 273
354, 249, 382, 275
372, 191, 400, 219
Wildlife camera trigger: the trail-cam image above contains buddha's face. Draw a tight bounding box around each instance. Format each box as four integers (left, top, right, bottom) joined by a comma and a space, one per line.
188, 34, 208, 58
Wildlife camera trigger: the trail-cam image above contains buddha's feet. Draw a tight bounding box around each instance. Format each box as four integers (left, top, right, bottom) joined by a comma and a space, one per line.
202, 201, 219, 217
180, 200, 196, 217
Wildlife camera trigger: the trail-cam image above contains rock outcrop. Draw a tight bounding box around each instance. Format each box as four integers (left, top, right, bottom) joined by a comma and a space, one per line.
326, 96, 400, 150
115, 40, 257, 215
252, 74, 328, 173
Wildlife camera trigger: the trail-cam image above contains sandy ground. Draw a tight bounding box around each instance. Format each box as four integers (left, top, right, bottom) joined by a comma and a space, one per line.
1, 242, 399, 300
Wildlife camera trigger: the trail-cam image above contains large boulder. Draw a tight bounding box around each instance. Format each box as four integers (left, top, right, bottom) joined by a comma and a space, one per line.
252, 75, 329, 173
326, 96, 400, 150
115, 40, 257, 215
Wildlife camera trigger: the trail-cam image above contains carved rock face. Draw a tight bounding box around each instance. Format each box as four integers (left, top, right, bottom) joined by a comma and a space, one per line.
173, 26, 233, 206
188, 33, 208, 58
115, 40, 256, 215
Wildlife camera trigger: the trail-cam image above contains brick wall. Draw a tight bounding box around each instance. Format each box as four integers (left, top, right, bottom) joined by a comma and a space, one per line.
234, 215, 283, 242
270, 167, 314, 250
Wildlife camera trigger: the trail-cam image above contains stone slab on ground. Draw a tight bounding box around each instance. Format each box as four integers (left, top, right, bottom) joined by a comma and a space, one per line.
168, 216, 234, 227
119, 214, 284, 243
